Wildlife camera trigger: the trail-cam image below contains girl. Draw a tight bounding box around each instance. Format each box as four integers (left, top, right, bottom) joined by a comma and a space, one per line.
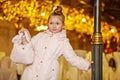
10, 6, 92, 80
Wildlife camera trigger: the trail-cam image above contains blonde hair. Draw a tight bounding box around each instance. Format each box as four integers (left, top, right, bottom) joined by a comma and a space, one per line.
48, 6, 65, 24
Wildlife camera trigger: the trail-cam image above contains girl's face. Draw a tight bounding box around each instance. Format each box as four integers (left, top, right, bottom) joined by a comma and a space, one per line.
48, 16, 64, 33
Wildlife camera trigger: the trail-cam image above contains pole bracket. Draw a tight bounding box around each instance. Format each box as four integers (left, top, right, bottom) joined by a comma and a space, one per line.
92, 33, 103, 44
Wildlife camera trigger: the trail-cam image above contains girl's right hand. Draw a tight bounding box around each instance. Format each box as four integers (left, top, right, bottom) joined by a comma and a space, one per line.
18, 28, 29, 44
18, 28, 28, 36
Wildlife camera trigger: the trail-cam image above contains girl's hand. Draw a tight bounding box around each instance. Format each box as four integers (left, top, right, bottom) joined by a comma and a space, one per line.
18, 28, 29, 44
18, 28, 28, 35
88, 61, 94, 69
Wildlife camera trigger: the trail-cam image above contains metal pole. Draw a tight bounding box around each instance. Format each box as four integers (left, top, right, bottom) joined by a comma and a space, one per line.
92, 0, 103, 80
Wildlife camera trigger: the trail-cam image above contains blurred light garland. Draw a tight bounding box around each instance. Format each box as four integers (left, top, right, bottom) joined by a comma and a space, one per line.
0, 0, 119, 42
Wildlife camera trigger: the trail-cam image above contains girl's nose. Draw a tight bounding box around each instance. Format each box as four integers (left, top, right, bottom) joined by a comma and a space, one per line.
53, 24, 56, 28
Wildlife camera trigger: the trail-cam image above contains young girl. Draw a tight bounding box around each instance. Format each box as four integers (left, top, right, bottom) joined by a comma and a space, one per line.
10, 6, 92, 80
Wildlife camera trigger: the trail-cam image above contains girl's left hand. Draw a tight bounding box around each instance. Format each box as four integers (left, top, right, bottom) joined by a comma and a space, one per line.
88, 61, 94, 69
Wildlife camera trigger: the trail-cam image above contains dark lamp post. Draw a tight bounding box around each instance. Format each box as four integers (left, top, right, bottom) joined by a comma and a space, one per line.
92, 0, 103, 80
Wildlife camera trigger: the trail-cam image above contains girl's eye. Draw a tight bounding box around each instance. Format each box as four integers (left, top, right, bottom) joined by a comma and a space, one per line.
56, 23, 59, 25
49, 22, 53, 24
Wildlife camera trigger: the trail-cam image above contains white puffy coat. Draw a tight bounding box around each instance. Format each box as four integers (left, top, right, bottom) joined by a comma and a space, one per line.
11, 30, 90, 80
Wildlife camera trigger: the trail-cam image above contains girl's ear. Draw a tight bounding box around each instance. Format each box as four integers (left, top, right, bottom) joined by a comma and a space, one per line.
62, 25, 64, 29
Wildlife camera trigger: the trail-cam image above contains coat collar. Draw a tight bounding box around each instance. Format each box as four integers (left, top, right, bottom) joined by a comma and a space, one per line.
44, 29, 67, 40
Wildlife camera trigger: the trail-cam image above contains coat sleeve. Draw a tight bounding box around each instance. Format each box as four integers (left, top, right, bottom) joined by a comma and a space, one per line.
62, 39, 90, 71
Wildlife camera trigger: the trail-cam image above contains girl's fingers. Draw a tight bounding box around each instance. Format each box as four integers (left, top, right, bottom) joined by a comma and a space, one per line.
91, 61, 94, 64
18, 28, 28, 34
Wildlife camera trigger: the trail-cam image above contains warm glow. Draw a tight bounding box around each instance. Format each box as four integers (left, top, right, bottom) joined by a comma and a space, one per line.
35, 25, 48, 31
111, 29, 114, 33
0, 0, 119, 42
82, 18, 86, 23
41, 12, 45, 16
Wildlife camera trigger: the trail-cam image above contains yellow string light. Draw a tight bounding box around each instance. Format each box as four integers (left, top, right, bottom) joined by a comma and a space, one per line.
0, 0, 119, 42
